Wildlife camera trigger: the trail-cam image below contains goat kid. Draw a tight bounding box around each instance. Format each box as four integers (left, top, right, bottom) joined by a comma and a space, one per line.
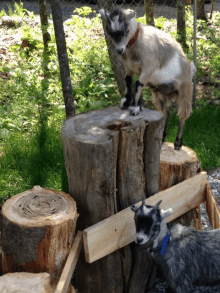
99, 8, 196, 150
131, 198, 220, 293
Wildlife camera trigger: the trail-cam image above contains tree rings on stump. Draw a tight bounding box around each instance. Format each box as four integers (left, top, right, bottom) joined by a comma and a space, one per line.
1, 186, 79, 290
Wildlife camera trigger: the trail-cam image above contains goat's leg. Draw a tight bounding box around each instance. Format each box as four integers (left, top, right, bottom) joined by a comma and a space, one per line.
152, 91, 170, 143
174, 119, 185, 150
174, 83, 193, 150
120, 72, 134, 110
162, 107, 170, 143
130, 80, 144, 116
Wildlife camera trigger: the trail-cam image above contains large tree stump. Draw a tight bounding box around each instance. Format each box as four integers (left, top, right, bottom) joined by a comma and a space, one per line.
61, 106, 165, 293
0, 272, 54, 293
1, 186, 78, 291
159, 142, 202, 229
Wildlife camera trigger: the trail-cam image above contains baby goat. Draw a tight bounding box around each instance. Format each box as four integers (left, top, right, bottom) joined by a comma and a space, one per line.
99, 8, 196, 150
131, 198, 220, 293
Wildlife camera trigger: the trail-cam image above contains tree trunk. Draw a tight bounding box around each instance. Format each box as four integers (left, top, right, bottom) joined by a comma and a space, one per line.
144, 0, 155, 26
61, 106, 164, 293
177, 0, 188, 48
49, 0, 75, 118
98, 0, 126, 96
160, 142, 202, 230
197, 0, 208, 21
1, 186, 78, 291
0, 272, 54, 293
38, 0, 51, 78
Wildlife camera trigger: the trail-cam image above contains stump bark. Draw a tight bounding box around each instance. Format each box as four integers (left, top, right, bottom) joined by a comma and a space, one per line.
1, 186, 78, 290
159, 142, 202, 229
61, 106, 165, 293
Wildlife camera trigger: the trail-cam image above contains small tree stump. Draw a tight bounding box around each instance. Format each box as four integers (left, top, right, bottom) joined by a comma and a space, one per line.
0, 272, 54, 293
159, 142, 202, 229
61, 106, 164, 293
1, 186, 78, 290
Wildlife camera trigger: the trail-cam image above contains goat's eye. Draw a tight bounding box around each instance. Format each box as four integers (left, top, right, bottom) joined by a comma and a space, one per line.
125, 30, 130, 36
153, 225, 160, 231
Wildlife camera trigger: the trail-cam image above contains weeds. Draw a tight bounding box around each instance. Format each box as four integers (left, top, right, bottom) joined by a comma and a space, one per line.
0, 3, 220, 200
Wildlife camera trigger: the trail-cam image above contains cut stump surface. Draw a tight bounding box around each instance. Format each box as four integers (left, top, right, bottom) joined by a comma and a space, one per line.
0, 272, 54, 293
1, 186, 78, 290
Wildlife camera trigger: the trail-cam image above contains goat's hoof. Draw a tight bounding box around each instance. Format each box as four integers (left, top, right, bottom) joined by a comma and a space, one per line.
120, 98, 130, 110
174, 139, 182, 150
130, 106, 140, 116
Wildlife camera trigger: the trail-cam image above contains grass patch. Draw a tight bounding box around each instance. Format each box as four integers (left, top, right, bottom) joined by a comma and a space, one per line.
166, 104, 220, 170
0, 4, 220, 201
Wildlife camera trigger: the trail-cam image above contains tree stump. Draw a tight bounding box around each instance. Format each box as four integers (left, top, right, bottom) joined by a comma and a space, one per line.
61, 106, 165, 293
0, 272, 54, 293
159, 142, 202, 229
1, 186, 79, 291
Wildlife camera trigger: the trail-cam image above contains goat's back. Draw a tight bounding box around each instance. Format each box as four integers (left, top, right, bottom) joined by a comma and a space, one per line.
156, 224, 220, 286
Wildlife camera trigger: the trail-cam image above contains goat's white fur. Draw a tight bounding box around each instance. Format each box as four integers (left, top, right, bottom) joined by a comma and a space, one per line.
100, 8, 196, 150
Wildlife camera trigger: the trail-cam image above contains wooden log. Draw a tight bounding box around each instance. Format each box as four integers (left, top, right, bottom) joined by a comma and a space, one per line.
61, 106, 164, 293
83, 172, 207, 263
55, 231, 83, 293
160, 142, 202, 230
0, 272, 54, 293
1, 186, 78, 290
205, 181, 220, 229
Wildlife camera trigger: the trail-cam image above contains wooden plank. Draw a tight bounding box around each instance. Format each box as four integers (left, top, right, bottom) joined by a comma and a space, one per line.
205, 181, 220, 229
83, 172, 207, 263
55, 231, 83, 293
71, 285, 77, 293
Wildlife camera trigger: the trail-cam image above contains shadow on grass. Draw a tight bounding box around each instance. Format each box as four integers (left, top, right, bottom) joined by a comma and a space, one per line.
166, 104, 220, 170
0, 124, 68, 201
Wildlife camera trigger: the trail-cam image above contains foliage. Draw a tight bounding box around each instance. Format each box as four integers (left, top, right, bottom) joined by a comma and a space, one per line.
0, 4, 220, 201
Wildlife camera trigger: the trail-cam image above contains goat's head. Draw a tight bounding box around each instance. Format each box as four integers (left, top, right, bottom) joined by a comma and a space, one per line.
131, 197, 173, 247
99, 8, 136, 55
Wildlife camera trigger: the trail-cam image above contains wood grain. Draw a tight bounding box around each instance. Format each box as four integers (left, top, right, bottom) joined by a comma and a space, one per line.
205, 181, 220, 229
1, 186, 78, 290
55, 231, 83, 293
83, 172, 207, 263
61, 106, 164, 293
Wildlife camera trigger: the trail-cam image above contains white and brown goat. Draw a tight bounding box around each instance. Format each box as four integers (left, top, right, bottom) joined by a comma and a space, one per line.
99, 8, 196, 149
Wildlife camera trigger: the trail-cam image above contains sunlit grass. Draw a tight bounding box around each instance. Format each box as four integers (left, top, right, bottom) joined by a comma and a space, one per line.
0, 4, 220, 202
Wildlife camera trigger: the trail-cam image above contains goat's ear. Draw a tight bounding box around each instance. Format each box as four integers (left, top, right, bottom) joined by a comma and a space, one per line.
154, 200, 162, 209
131, 204, 139, 212
160, 208, 173, 220
99, 9, 110, 21
126, 10, 136, 20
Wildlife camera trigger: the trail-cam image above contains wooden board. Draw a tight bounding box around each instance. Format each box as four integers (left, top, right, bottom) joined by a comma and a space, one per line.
55, 231, 83, 293
205, 181, 220, 229
83, 172, 207, 263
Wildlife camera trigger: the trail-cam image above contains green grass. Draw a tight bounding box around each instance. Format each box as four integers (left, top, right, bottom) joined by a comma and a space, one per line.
0, 4, 220, 201
166, 104, 220, 170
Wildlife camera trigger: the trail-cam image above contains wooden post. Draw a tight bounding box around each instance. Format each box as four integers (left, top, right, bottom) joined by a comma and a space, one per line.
1, 186, 78, 291
160, 142, 202, 229
61, 106, 164, 293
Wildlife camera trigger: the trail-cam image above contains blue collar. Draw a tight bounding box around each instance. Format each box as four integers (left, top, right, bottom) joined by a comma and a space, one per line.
150, 233, 170, 255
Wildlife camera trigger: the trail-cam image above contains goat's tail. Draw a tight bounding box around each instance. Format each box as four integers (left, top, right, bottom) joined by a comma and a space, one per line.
191, 62, 196, 77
